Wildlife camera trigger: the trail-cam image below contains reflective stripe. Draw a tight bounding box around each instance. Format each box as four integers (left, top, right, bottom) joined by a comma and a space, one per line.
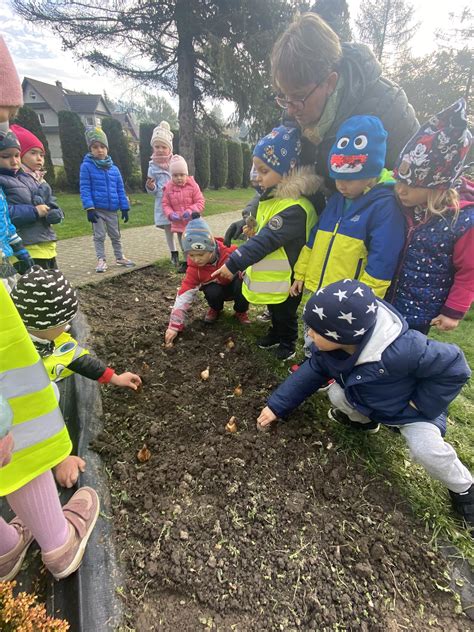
0, 359, 51, 399
12, 408, 65, 452
243, 275, 290, 293
251, 259, 291, 272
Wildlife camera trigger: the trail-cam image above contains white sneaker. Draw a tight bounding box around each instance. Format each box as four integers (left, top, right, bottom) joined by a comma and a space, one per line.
116, 257, 135, 267
96, 259, 107, 273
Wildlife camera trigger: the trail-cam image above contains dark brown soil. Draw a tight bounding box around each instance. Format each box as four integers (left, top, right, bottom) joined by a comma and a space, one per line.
80, 266, 472, 632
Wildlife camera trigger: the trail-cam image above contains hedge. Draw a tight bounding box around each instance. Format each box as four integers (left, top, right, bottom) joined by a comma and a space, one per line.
13, 105, 56, 187
194, 135, 210, 190
210, 137, 228, 190
242, 143, 252, 188
58, 110, 87, 192
226, 140, 243, 189
101, 117, 134, 185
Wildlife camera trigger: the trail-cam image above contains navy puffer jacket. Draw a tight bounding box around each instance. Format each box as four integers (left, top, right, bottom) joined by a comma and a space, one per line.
79, 154, 129, 212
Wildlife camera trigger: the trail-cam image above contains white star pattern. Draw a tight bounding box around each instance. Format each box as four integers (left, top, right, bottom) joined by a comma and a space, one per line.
343, 278, 352, 283
312, 305, 326, 320
333, 289, 347, 302
353, 286, 364, 297
353, 328, 367, 337
338, 311, 356, 324
316, 287, 325, 296
325, 330, 341, 340
366, 302, 377, 313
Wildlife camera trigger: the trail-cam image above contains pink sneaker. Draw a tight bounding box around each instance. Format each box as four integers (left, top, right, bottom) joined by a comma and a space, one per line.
42, 486, 99, 581
234, 311, 251, 325
0, 518, 33, 581
204, 307, 221, 323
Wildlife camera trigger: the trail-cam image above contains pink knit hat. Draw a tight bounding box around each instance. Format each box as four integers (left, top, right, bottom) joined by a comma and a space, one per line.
0, 37, 23, 107
10, 124, 44, 157
169, 154, 188, 176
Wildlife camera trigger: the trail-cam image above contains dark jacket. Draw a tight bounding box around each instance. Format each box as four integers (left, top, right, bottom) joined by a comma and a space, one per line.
267, 301, 470, 436
79, 154, 129, 212
298, 42, 419, 191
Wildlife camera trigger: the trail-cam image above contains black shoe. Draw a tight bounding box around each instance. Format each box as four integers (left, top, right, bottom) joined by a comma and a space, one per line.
449, 485, 474, 527
170, 251, 179, 267
328, 408, 380, 434
177, 261, 187, 273
272, 345, 296, 361
256, 333, 279, 349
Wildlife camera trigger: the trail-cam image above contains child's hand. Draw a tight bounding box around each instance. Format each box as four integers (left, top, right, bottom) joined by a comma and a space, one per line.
0, 432, 14, 468
290, 279, 304, 296
110, 372, 142, 390
146, 177, 156, 190
182, 211, 191, 220
53, 455, 86, 488
165, 328, 178, 346
257, 406, 277, 432
169, 212, 180, 221
211, 264, 234, 281
430, 314, 460, 331
35, 204, 50, 217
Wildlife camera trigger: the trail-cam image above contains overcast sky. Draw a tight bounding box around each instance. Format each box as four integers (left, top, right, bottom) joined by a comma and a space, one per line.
0, 0, 470, 116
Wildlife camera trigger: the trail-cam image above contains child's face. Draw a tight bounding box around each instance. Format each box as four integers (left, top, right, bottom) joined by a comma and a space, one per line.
0, 147, 21, 171
90, 142, 108, 159
335, 177, 377, 199
172, 172, 187, 186
22, 148, 45, 171
395, 182, 429, 208
153, 142, 171, 157
187, 250, 215, 266
253, 157, 282, 190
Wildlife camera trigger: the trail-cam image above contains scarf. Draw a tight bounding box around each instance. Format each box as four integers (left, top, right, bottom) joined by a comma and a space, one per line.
301, 75, 345, 147
88, 153, 113, 170
22, 164, 46, 183
151, 150, 172, 170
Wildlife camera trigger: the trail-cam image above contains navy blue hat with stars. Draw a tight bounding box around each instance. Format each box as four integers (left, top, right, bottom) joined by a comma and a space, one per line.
303, 280, 378, 345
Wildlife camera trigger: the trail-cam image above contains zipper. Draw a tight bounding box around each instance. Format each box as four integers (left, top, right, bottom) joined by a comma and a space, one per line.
317, 218, 341, 290
354, 258, 363, 279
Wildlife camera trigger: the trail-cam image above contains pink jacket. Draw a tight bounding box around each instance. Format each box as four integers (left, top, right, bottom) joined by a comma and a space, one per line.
162, 176, 205, 233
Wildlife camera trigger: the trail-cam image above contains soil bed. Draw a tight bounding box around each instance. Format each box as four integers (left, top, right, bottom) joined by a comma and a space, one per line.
81, 266, 471, 631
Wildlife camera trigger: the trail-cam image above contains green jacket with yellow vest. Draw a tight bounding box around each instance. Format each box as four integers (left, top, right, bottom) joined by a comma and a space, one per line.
293, 169, 405, 298
0, 282, 71, 496
225, 166, 320, 304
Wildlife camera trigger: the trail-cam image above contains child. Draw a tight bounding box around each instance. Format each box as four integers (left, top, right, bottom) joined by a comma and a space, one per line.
164, 214, 250, 346
257, 280, 473, 527
10, 266, 142, 488
162, 154, 205, 272
212, 125, 320, 361
0, 280, 100, 582
145, 121, 176, 266
290, 115, 405, 364
388, 99, 473, 334
80, 127, 134, 273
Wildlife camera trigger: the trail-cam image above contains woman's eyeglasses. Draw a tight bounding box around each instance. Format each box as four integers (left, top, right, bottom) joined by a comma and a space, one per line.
275, 83, 320, 111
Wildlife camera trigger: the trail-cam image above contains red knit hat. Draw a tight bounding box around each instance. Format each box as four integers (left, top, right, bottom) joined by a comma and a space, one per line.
10, 124, 44, 157
0, 37, 23, 107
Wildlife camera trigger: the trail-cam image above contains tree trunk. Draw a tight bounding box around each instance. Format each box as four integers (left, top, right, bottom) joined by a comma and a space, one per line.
175, 0, 196, 175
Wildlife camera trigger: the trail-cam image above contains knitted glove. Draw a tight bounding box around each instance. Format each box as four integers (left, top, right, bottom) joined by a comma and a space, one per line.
182, 211, 191, 220
169, 212, 180, 221
121, 209, 129, 223
87, 209, 98, 223
45, 208, 63, 225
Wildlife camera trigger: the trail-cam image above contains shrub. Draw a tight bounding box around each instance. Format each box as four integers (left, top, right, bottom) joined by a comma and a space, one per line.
13, 105, 56, 187
0, 581, 69, 631
242, 143, 252, 188
101, 117, 134, 185
139, 123, 155, 189
127, 170, 143, 192
54, 166, 68, 192
226, 140, 243, 189
58, 111, 87, 192
209, 137, 228, 190
194, 135, 210, 190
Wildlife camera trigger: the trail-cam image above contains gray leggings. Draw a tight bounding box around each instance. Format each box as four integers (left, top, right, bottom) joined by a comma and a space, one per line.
92, 209, 123, 260
328, 382, 473, 493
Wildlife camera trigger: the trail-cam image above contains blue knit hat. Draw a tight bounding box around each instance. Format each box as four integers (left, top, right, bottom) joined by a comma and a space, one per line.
253, 125, 301, 176
182, 214, 215, 253
303, 280, 378, 345
328, 115, 387, 180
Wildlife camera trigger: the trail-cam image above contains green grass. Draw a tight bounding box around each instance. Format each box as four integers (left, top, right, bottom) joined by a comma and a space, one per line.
54, 188, 253, 240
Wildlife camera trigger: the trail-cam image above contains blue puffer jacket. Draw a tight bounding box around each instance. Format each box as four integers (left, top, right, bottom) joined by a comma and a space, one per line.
80, 154, 129, 212
267, 301, 470, 435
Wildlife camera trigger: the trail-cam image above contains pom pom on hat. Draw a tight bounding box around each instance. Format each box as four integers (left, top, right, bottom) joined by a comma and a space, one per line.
10, 124, 44, 157
303, 280, 378, 345
182, 213, 215, 252
151, 120, 173, 152
0, 36, 23, 107
253, 125, 301, 176
85, 126, 108, 149
170, 154, 188, 176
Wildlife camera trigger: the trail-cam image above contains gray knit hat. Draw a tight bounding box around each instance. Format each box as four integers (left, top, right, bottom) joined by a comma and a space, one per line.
85, 126, 108, 149
10, 265, 78, 330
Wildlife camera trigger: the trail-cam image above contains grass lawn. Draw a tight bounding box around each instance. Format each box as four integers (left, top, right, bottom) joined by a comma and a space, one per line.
54, 188, 253, 240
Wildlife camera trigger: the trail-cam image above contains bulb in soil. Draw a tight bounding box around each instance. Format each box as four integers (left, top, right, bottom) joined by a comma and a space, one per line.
225, 339, 235, 350
234, 385, 242, 397
137, 444, 151, 462
226, 416, 237, 433
200, 367, 210, 380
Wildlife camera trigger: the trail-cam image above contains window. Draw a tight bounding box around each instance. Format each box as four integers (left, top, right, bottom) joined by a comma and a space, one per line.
86, 116, 94, 126
38, 113, 46, 124
29, 91, 36, 101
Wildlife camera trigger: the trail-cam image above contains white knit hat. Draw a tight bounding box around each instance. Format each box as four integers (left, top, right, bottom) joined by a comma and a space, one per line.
151, 121, 173, 152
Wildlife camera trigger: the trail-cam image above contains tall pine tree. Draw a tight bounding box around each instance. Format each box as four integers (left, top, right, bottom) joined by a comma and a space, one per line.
58, 111, 87, 192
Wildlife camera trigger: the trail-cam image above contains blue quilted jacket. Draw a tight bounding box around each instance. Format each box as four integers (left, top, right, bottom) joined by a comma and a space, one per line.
79, 154, 129, 212
0, 187, 23, 257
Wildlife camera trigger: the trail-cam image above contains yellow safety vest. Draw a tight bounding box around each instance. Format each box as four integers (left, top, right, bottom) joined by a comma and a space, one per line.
243, 196, 316, 305
43, 332, 90, 382
0, 283, 72, 496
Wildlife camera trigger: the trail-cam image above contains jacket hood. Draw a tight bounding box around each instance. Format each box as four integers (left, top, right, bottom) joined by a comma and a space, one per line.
274, 165, 323, 200
336, 43, 382, 123
356, 300, 405, 366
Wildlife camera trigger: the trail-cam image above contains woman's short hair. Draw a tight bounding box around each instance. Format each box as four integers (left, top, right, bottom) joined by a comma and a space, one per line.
271, 13, 342, 92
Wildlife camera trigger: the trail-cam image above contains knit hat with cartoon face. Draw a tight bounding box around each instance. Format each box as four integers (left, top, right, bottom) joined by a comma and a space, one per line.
150, 121, 173, 153
182, 213, 215, 253
0, 36, 23, 107
328, 115, 388, 180
0, 128, 20, 152
394, 98, 472, 190
10, 124, 44, 157
303, 280, 378, 345
85, 126, 109, 149
10, 266, 79, 331
253, 125, 301, 176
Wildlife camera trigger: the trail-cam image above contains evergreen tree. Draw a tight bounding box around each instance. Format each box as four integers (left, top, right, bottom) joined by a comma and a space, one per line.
226, 140, 243, 189
241, 143, 252, 188
13, 106, 56, 187
101, 117, 134, 185
210, 137, 228, 190
139, 123, 156, 188
311, 0, 352, 41
58, 111, 87, 192
194, 135, 210, 190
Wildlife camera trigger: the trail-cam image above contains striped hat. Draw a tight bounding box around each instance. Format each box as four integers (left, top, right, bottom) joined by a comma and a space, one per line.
182, 213, 215, 252
10, 266, 78, 331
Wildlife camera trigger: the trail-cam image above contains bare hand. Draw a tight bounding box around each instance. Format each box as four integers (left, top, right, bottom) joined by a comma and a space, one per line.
257, 406, 277, 431
146, 177, 156, 190
110, 372, 143, 390
0, 432, 14, 468
53, 455, 86, 488
290, 279, 304, 297
165, 328, 178, 346
430, 314, 460, 332
211, 264, 234, 281
36, 204, 50, 217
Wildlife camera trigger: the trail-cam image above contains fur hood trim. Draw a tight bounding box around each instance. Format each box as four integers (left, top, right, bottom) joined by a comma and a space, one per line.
274, 165, 323, 200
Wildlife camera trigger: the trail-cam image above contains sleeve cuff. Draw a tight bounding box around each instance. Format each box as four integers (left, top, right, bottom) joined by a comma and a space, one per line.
98, 367, 115, 383
440, 304, 466, 320
226, 258, 240, 274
